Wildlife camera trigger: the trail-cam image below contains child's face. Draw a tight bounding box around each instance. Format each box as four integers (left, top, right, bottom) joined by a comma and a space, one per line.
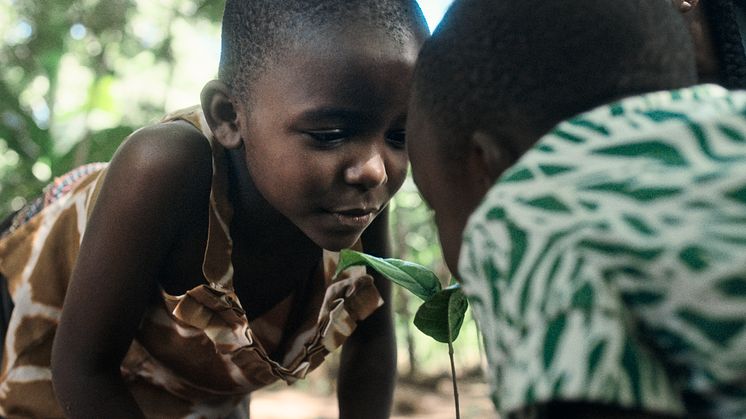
407, 107, 490, 276
236, 28, 421, 251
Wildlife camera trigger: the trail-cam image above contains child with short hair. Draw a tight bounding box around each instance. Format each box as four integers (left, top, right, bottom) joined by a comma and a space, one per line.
407, 0, 746, 417
0, 1, 428, 417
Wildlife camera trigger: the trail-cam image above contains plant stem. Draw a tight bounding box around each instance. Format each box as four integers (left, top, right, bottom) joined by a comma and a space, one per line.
448, 340, 461, 419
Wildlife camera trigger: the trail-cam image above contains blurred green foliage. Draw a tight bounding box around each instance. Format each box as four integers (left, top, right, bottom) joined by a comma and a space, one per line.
0, 0, 481, 379
0, 0, 222, 215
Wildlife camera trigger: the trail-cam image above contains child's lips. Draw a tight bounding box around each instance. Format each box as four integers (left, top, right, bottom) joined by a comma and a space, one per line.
335, 207, 377, 216
325, 207, 379, 229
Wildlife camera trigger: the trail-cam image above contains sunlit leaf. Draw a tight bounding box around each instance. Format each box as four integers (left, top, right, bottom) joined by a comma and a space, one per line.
88, 76, 117, 112
413, 284, 468, 343
335, 249, 441, 301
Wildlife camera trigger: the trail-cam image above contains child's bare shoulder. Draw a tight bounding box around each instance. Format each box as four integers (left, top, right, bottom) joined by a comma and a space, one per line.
99, 120, 213, 219
116, 120, 212, 175
114, 120, 211, 183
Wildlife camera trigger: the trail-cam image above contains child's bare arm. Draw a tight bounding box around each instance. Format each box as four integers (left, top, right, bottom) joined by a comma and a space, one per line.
50, 122, 212, 417
337, 209, 397, 419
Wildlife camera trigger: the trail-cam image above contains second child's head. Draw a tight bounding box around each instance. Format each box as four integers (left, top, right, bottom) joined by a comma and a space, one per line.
202, 1, 428, 251
407, 0, 698, 273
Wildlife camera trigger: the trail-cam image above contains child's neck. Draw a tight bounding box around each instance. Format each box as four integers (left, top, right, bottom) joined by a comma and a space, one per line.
225, 148, 319, 257
225, 148, 322, 319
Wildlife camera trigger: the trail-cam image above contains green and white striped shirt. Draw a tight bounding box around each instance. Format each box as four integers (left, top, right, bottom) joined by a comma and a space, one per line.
460, 84, 746, 418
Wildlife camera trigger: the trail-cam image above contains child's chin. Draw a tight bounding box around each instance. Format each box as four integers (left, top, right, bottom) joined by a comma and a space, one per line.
312, 232, 363, 252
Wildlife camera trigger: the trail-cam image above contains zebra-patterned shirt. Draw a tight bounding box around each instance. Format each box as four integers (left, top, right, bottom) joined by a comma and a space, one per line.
459, 84, 746, 418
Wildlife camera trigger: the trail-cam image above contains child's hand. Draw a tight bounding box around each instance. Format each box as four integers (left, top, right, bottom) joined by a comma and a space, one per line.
671, 0, 699, 13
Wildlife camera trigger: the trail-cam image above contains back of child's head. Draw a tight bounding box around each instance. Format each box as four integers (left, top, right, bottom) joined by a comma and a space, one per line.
701, 0, 746, 88
412, 0, 698, 157
219, 0, 428, 104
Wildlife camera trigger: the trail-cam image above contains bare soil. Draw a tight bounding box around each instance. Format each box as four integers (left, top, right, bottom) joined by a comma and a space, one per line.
250, 377, 498, 419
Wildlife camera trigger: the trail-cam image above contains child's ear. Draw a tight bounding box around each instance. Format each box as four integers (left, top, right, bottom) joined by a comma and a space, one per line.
201, 80, 243, 149
672, 0, 698, 13
469, 131, 511, 189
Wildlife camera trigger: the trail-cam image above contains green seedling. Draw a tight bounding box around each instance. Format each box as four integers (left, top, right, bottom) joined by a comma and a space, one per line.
334, 249, 468, 419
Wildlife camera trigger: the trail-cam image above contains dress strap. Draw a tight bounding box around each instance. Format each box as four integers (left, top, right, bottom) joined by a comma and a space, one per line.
160, 106, 236, 291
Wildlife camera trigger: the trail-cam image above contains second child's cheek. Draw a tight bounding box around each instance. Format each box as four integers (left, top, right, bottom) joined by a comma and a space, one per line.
390, 164, 408, 190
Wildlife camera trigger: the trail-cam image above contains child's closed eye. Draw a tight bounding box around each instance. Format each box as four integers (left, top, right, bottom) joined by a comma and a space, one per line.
305, 129, 406, 149
306, 129, 348, 148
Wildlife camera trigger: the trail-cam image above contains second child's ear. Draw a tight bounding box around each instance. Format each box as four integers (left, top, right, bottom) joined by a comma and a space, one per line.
469, 131, 512, 188
201, 80, 242, 149
671, 0, 699, 13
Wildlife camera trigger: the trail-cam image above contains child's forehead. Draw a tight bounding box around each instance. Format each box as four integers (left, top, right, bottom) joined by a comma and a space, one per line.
297, 19, 422, 49
271, 25, 422, 71
261, 35, 418, 94
242, 27, 418, 126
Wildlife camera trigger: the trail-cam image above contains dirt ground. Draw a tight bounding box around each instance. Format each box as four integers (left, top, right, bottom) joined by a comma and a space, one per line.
250, 378, 498, 419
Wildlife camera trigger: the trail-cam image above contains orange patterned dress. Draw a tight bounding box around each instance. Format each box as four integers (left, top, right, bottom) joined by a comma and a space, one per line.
0, 107, 383, 418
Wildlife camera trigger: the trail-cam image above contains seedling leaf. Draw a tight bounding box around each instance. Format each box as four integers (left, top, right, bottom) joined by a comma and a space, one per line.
334, 249, 441, 301
413, 284, 468, 343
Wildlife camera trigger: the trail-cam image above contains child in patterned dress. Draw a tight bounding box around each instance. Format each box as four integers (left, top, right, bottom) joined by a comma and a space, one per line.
0, 1, 428, 417
407, 0, 746, 418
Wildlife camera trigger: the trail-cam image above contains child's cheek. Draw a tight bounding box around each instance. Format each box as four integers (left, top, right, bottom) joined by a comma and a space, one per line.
387, 154, 409, 195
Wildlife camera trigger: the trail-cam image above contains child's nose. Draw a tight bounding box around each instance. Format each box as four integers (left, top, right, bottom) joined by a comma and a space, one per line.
344, 152, 387, 189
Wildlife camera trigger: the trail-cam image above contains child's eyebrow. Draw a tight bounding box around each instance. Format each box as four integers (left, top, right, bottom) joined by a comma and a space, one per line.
296, 107, 369, 124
